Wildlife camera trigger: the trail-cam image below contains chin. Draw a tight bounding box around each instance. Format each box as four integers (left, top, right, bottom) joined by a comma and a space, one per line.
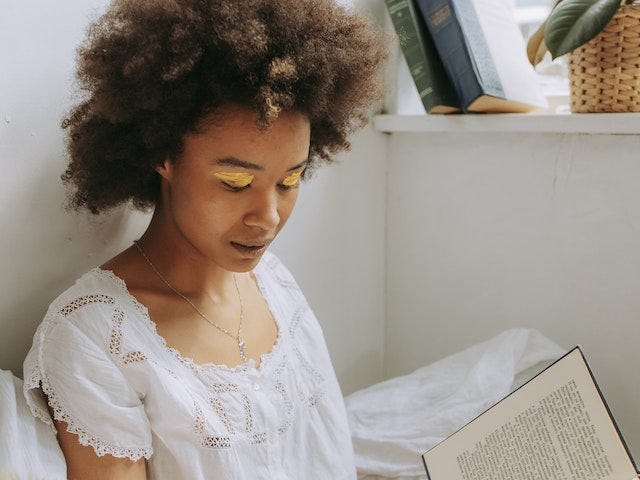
225, 255, 264, 273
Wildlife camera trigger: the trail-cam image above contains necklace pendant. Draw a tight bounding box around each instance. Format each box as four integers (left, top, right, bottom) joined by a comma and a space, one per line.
238, 339, 248, 362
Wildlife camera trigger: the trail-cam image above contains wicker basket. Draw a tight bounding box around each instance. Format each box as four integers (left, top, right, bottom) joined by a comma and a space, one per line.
568, 4, 640, 113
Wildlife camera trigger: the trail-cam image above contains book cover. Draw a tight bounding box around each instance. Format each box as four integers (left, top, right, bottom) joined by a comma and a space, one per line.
384, 0, 461, 114
414, 0, 547, 113
422, 347, 638, 480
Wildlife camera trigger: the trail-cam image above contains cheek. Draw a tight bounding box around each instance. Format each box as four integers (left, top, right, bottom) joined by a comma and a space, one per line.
168, 176, 236, 232
278, 190, 300, 224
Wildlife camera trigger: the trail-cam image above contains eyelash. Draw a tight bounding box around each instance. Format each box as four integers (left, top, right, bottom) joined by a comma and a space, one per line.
222, 182, 299, 192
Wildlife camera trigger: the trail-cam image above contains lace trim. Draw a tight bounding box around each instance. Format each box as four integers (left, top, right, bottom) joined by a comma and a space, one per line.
22, 367, 57, 434
90, 262, 285, 375
23, 364, 153, 461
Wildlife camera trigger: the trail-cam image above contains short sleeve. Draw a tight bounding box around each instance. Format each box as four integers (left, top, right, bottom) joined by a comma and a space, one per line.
22, 311, 153, 461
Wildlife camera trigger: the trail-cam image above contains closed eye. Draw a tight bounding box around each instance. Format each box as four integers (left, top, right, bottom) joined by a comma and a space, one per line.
279, 170, 304, 189
214, 172, 254, 191
222, 182, 251, 192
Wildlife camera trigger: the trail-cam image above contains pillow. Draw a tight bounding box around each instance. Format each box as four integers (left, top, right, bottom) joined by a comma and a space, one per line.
0, 369, 66, 480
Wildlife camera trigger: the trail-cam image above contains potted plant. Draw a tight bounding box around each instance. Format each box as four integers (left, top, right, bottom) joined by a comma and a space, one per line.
526, 0, 640, 112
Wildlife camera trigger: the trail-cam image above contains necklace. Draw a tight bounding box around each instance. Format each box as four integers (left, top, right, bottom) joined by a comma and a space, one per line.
132, 239, 248, 363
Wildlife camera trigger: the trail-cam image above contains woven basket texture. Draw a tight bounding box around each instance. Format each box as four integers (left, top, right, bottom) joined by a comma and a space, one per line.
568, 4, 640, 113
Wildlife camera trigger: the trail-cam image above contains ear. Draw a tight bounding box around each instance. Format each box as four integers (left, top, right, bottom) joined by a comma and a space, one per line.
154, 157, 174, 181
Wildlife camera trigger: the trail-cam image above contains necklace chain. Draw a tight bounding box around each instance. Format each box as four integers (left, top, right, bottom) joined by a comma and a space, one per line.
132, 239, 248, 363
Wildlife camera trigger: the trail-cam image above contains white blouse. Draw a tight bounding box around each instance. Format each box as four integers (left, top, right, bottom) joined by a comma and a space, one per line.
22, 251, 356, 479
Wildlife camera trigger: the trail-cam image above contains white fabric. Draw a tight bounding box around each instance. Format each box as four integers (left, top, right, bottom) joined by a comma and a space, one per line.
345, 328, 566, 480
0, 370, 66, 480
22, 250, 356, 479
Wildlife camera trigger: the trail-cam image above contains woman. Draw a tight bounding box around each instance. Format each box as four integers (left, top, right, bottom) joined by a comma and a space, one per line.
22, 0, 389, 478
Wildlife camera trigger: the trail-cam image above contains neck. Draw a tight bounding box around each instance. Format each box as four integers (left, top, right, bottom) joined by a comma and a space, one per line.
134, 204, 240, 305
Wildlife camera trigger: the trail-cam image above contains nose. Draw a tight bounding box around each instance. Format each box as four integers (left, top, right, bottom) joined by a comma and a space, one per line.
243, 189, 281, 231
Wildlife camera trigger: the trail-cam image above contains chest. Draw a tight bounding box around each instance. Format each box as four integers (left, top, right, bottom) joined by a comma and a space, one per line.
133, 287, 279, 370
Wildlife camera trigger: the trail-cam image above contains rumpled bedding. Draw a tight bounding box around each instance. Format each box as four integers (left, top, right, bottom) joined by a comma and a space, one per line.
344, 328, 566, 480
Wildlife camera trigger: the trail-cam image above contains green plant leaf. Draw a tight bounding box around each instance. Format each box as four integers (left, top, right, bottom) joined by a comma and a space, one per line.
544, 0, 622, 58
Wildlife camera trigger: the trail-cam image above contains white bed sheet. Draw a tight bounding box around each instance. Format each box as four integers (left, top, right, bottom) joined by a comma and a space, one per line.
345, 328, 565, 480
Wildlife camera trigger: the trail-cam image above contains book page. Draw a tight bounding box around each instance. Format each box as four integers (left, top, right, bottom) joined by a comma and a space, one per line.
460, 0, 546, 108
423, 348, 636, 480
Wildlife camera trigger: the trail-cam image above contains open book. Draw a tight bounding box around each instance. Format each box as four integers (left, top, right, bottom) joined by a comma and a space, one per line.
422, 347, 638, 480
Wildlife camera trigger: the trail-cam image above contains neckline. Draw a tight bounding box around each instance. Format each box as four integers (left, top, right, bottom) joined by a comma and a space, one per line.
89, 256, 283, 375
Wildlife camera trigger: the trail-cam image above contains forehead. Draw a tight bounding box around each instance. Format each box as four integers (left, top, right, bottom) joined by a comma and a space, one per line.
182, 106, 311, 170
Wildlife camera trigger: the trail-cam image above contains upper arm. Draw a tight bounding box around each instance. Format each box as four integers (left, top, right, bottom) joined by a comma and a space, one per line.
23, 307, 153, 476
45, 395, 147, 480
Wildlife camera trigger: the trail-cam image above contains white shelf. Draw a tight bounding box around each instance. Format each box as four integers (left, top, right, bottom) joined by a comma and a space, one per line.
373, 113, 640, 135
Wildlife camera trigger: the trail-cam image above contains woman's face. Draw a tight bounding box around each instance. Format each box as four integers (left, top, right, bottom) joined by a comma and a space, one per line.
155, 104, 311, 272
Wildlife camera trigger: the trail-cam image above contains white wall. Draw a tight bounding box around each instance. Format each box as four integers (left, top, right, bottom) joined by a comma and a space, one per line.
0, 0, 388, 397
386, 131, 640, 458
381, 0, 640, 459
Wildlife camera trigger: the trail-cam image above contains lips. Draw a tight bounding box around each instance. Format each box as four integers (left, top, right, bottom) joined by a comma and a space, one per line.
230, 240, 271, 257
231, 240, 270, 248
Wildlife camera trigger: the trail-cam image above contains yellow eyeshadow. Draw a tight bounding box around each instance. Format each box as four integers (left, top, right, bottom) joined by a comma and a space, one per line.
214, 172, 254, 187
282, 171, 302, 187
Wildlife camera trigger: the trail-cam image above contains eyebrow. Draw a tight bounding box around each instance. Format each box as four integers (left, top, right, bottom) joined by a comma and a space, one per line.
212, 156, 309, 172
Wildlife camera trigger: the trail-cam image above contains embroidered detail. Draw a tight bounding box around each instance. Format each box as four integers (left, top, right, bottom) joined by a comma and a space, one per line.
58, 294, 115, 315
308, 392, 325, 407
122, 351, 147, 363
194, 402, 232, 449
209, 396, 234, 434
292, 343, 325, 387
287, 348, 326, 414
296, 379, 306, 402
211, 383, 236, 394
109, 308, 124, 353
193, 385, 269, 449
55, 292, 148, 366
275, 380, 294, 435
240, 392, 255, 435
108, 305, 147, 364
288, 304, 310, 339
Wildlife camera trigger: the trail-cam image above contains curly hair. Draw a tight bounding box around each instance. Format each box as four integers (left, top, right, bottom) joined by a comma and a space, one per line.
60, 0, 392, 215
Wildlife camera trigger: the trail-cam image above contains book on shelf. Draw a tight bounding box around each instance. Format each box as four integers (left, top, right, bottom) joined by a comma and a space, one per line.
414, 0, 547, 113
384, 0, 461, 114
422, 346, 638, 480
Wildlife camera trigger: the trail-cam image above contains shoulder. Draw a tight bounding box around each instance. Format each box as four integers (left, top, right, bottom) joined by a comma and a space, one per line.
46, 267, 126, 316
28, 267, 136, 365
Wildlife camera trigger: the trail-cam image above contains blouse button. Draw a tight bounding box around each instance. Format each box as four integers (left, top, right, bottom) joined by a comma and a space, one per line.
253, 382, 260, 391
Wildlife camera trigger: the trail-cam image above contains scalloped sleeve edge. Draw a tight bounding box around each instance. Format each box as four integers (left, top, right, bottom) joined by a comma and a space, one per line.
22, 318, 153, 462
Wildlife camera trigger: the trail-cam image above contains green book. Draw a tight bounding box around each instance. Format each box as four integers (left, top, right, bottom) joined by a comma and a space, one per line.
385, 0, 461, 114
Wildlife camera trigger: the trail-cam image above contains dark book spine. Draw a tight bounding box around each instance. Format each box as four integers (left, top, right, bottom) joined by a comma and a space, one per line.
414, 0, 484, 112
385, 0, 460, 113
